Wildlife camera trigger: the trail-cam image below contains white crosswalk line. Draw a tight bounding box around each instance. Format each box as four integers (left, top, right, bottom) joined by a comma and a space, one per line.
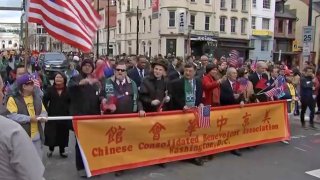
306, 169, 320, 178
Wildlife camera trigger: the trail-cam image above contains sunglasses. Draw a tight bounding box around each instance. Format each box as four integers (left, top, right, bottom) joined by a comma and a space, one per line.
116, 69, 126, 72
25, 81, 34, 85
244, 71, 248, 74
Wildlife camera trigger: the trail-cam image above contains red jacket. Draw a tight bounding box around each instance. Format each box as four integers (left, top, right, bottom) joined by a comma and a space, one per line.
202, 74, 220, 106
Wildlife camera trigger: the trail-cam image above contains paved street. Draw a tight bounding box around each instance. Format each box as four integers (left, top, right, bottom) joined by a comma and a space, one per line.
44, 115, 320, 180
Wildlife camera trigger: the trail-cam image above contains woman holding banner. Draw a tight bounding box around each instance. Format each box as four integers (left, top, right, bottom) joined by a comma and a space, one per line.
43, 72, 70, 158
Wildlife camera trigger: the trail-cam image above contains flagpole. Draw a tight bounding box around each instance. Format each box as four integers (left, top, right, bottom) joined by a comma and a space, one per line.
24, 20, 29, 72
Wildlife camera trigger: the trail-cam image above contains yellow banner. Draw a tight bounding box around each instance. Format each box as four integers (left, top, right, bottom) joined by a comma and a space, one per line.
73, 101, 290, 177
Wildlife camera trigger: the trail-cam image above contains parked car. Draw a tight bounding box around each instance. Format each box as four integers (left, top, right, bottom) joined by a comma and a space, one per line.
39, 52, 68, 79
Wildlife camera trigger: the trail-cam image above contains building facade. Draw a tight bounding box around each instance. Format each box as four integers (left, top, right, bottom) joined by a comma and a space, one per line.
215, 0, 251, 59
285, 0, 320, 65
107, 0, 253, 59
0, 24, 20, 50
273, 0, 298, 67
249, 0, 275, 61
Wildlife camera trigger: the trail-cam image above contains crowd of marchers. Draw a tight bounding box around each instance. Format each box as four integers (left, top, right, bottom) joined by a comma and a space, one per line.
0, 51, 319, 179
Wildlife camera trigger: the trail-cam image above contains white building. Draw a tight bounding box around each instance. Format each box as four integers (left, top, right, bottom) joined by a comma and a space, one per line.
249, 0, 276, 61
112, 0, 254, 59
0, 24, 20, 50
115, 0, 219, 57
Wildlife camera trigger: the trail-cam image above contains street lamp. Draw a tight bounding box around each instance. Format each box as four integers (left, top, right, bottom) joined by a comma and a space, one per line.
187, 24, 193, 56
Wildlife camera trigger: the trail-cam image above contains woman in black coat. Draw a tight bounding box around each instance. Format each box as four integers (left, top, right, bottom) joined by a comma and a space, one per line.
43, 72, 70, 158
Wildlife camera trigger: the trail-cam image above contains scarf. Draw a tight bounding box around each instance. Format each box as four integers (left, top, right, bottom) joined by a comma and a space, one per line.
184, 78, 196, 107
55, 84, 65, 91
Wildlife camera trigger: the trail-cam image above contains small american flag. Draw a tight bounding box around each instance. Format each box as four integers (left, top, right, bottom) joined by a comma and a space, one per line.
198, 105, 211, 128
229, 50, 240, 68
264, 86, 285, 98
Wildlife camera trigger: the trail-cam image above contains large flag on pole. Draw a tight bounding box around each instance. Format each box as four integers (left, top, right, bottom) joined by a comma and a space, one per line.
27, 0, 101, 52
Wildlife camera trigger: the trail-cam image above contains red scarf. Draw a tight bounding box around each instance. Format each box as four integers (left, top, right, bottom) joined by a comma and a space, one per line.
55, 84, 65, 91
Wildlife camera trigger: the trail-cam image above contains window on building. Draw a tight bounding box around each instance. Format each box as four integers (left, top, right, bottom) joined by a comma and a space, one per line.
220, 0, 226, 8
231, 0, 236, 9
191, 0, 195, 2
8, 40, 12, 45
118, 21, 121, 33
242, 0, 247, 11
143, 18, 146, 32
231, 17, 236, 33
205, 0, 210, 4
118, 0, 121, 12
262, 18, 270, 30
252, 0, 256, 8
144, 0, 146, 8
278, 19, 283, 33
127, 0, 130, 11
149, 16, 152, 31
169, 11, 176, 27
251, 16, 256, 29
241, 18, 247, 34
263, 0, 270, 9
128, 18, 131, 32
288, 20, 293, 34
220, 16, 226, 32
250, 39, 255, 48
190, 14, 195, 30
231, 17, 237, 33
261, 40, 269, 51
205, 15, 210, 30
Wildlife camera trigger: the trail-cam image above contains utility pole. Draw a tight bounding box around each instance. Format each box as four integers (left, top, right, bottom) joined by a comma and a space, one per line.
96, 0, 100, 58
308, 0, 313, 26
136, 6, 139, 55
107, 0, 110, 56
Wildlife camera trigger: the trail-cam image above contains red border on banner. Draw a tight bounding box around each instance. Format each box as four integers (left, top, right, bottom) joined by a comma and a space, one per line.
72, 100, 288, 121
90, 137, 288, 176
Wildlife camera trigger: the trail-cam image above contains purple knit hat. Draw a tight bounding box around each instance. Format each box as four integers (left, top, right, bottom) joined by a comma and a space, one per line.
16, 73, 34, 86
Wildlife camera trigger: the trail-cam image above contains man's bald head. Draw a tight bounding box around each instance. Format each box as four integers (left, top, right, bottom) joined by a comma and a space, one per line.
200, 55, 209, 67
256, 61, 267, 74
227, 67, 238, 81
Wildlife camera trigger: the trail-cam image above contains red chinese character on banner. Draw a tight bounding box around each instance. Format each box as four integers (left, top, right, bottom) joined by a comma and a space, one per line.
217, 115, 228, 132
149, 122, 166, 141
242, 112, 251, 129
105, 126, 126, 144
185, 119, 198, 136
262, 110, 271, 124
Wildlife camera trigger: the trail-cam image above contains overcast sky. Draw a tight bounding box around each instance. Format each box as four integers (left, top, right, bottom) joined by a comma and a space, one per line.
0, 0, 22, 23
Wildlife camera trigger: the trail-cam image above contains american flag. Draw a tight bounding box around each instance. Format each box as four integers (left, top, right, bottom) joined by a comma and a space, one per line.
229, 50, 240, 68
251, 59, 257, 72
31, 73, 41, 88
264, 86, 285, 98
274, 75, 286, 87
198, 105, 211, 128
27, 0, 101, 52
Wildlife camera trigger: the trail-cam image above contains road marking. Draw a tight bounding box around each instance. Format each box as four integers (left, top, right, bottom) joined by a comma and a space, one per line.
294, 147, 307, 152
314, 133, 320, 136
306, 169, 320, 178
291, 135, 306, 139
301, 144, 313, 149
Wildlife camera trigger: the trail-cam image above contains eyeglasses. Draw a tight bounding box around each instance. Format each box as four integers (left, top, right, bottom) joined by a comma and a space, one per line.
244, 72, 248, 74
116, 69, 126, 72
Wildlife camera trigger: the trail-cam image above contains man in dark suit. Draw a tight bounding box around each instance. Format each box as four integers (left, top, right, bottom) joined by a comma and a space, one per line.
220, 67, 244, 156
169, 63, 203, 110
169, 63, 204, 165
127, 55, 149, 88
248, 61, 269, 102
